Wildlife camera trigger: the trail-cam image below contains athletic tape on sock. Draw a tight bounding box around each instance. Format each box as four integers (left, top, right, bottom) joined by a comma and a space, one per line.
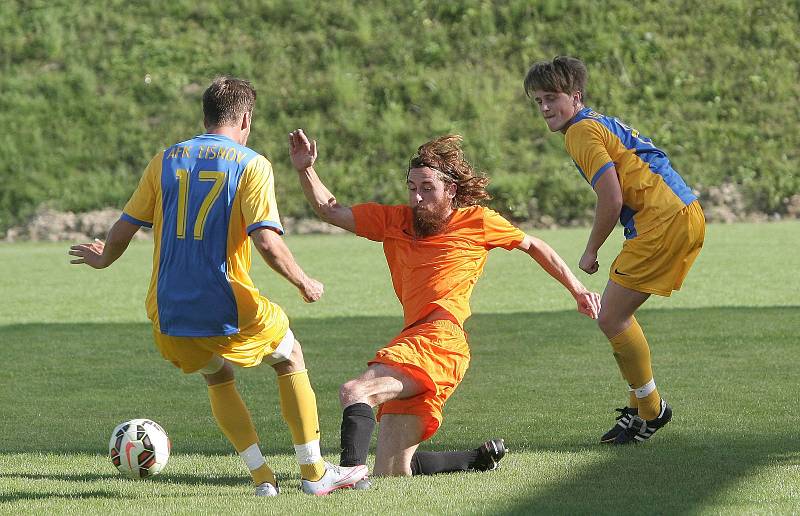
239, 443, 266, 471
635, 379, 656, 398
199, 354, 225, 375
294, 440, 322, 465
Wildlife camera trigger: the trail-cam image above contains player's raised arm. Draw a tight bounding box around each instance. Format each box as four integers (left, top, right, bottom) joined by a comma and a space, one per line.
516, 234, 601, 319
289, 129, 356, 233
68, 218, 140, 269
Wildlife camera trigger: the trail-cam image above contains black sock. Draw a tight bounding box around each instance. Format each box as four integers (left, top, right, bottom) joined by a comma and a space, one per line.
339, 402, 375, 467
410, 449, 479, 475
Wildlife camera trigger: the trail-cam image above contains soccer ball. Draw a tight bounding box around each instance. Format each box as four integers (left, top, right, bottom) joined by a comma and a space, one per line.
109, 419, 171, 478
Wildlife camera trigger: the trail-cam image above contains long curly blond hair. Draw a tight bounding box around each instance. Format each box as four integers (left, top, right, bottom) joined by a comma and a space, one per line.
407, 135, 492, 208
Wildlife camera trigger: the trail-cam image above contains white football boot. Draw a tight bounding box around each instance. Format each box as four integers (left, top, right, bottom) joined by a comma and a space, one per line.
301, 462, 368, 496
255, 482, 280, 497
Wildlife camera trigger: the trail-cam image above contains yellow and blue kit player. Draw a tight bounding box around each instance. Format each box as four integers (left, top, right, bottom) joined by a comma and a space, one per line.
524, 56, 705, 444
69, 77, 367, 495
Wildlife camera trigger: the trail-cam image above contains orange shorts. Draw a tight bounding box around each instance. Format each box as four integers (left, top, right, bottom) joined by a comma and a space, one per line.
369, 319, 470, 441
152, 304, 290, 373
610, 201, 705, 296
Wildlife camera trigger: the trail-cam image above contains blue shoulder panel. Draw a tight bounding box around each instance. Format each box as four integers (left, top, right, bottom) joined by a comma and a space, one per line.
156, 134, 257, 336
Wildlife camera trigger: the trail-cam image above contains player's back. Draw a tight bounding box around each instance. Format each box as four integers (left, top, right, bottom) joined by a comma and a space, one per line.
154, 134, 259, 337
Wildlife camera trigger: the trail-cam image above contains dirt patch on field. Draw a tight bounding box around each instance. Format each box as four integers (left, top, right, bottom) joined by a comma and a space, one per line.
3, 183, 796, 242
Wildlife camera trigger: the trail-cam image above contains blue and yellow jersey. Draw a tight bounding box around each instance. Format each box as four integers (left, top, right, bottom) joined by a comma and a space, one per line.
121, 133, 284, 337
565, 107, 696, 238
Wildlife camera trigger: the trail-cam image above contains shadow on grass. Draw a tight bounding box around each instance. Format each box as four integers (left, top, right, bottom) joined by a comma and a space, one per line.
0, 465, 301, 503
1, 306, 797, 512
502, 434, 800, 515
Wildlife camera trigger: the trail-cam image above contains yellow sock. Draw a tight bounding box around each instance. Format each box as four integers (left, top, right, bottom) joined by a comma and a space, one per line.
277, 370, 326, 481
609, 318, 661, 420
628, 389, 639, 410
612, 350, 639, 410
208, 380, 259, 451
208, 380, 274, 485
251, 463, 277, 486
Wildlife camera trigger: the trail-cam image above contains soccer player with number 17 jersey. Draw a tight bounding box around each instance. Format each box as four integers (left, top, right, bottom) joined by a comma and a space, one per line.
524, 56, 705, 444
69, 77, 366, 496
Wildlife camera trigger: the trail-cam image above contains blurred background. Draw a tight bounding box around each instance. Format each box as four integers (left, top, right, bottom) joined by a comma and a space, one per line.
1, 0, 798, 241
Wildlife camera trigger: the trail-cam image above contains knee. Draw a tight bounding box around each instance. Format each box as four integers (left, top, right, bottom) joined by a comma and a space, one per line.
386, 468, 412, 477
597, 309, 616, 336
374, 461, 412, 477
597, 310, 628, 339
339, 379, 363, 406
391, 465, 412, 477
202, 360, 235, 386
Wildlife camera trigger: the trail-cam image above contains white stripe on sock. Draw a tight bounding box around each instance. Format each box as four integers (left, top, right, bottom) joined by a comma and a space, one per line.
239, 443, 266, 471
294, 440, 322, 465
634, 379, 656, 398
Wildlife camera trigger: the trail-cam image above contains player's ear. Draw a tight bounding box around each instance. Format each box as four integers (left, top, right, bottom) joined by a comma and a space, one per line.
447, 181, 457, 199
241, 111, 251, 131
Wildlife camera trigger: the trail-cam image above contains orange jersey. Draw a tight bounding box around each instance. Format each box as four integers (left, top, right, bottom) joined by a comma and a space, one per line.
352, 204, 525, 327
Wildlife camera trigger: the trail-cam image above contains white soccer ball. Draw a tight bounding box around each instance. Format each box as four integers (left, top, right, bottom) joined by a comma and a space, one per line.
108, 419, 171, 478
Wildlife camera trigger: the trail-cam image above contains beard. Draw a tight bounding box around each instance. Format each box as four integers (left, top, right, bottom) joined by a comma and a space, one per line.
413, 197, 452, 238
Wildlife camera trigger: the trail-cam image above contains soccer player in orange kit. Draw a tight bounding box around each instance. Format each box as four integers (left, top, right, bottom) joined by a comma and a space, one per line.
289, 129, 601, 485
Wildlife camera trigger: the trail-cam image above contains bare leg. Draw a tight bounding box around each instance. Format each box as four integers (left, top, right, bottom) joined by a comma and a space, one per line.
374, 414, 426, 476
340, 363, 426, 407
270, 339, 306, 375
597, 280, 650, 338
339, 364, 426, 469
202, 359, 235, 386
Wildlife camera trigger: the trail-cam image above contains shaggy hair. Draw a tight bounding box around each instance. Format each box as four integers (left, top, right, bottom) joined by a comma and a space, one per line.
523, 56, 587, 99
407, 135, 491, 208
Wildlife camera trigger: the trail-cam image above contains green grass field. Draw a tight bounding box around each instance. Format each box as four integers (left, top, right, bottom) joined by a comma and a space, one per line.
1, 222, 798, 514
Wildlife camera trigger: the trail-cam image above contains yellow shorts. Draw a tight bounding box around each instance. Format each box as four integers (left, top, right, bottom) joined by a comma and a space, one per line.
369, 319, 470, 441
152, 302, 290, 373
610, 200, 705, 296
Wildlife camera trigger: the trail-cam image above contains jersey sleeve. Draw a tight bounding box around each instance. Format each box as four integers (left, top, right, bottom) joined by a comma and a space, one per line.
482, 208, 526, 250
240, 155, 283, 235
121, 151, 163, 228
352, 203, 397, 242
565, 120, 615, 187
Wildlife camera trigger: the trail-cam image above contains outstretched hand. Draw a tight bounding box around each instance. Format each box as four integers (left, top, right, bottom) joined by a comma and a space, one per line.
288, 129, 317, 171
68, 239, 108, 269
575, 290, 601, 319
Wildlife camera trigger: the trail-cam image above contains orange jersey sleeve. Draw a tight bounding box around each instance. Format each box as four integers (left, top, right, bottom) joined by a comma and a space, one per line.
482, 208, 526, 250
353, 203, 408, 242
